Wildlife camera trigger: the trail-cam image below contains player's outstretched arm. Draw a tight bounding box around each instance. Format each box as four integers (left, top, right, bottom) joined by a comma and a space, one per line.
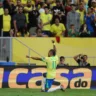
26, 55, 42, 61
52, 40, 56, 53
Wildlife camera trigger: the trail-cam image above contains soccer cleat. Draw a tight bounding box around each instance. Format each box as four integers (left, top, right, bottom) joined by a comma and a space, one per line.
60, 85, 65, 92
41, 89, 45, 92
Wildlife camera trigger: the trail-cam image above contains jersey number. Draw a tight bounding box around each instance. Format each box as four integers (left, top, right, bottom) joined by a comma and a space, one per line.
52, 61, 56, 69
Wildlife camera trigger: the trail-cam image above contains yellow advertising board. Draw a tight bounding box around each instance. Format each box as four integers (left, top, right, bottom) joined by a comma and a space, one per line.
12, 38, 96, 66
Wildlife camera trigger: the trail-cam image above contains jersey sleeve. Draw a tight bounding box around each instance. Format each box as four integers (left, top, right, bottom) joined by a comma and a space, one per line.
41, 57, 48, 63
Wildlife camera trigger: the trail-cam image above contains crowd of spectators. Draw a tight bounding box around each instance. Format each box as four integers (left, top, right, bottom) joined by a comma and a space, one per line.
0, 0, 96, 37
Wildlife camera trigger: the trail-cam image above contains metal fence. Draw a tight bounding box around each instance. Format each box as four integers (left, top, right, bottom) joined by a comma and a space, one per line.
0, 38, 12, 61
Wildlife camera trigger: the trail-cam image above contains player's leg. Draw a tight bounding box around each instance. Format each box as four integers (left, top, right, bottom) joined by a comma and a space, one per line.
41, 73, 46, 91
45, 79, 65, 92
47, 86, 61, 92
47, 85, 65, 92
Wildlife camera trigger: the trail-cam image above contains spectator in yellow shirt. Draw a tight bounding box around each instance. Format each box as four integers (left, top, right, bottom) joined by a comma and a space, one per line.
51, 17, 66, 37
76, 3, 86, 25
3, 8, 13, 37
0, 2, 4, 36
32, 0, 35, 5
21, 0, 27, 6
39, 6, 52, 36
49, 0, 56, 9
24, 0, 32, 23
0, 2, 4, 15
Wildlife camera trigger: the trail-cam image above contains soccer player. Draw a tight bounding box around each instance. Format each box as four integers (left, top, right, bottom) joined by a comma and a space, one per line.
26, 40, 64, 92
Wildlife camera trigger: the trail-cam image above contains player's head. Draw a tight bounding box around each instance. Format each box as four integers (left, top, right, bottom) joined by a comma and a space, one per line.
48, 49, 56, 57
60, 56, 65, 64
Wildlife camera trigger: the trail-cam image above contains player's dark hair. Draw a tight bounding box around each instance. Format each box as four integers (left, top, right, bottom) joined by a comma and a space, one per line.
50, 49, 56, 56
60, 56, 65, 61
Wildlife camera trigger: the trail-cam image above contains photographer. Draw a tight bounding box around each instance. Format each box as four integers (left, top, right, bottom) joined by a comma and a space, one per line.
74, 54, 90, 67
58, 56, 69, 66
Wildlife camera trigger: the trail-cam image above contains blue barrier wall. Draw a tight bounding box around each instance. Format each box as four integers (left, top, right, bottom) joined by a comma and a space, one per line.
0, 66, 96, 89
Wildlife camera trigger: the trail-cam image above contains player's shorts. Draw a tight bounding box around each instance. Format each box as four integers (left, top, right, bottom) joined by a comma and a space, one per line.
45, 79, 54, 91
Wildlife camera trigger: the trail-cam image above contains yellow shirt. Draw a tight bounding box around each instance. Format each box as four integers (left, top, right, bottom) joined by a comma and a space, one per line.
50, 3, 56, 9
21, 0, 27, 5
32, 0, 35, 5
11, 0, 16, 5
51, 23, 66, 36
24, 6, 32, 23
40, 13, 52, 31
0, 8, 4, 15
11, 0, 34, 5
48, 0, 56, 8
42, 55, 59, 79
3, 15, 11, 32
76, 10, 85, 25
84, 0, 88, 4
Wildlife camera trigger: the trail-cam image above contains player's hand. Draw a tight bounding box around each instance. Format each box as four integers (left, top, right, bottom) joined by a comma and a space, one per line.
52, 40, 55, 43
26, 55, 30, 58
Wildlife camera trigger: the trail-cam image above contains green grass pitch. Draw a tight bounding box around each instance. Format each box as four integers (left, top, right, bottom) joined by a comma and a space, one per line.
0, 89, 96, 96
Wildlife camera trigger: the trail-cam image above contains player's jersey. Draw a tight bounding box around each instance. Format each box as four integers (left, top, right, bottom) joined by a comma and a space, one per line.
42, 55, 59, 79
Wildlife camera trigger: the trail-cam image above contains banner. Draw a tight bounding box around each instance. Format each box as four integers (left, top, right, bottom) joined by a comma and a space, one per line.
0, 66, 96, 89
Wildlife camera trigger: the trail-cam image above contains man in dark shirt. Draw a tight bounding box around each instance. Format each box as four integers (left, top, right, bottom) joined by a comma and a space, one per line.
13, 6, 27, 36
58, 56, 69, 66
52, 0, 64, 15
28, 8, 39, 36
74, 54, 90, 67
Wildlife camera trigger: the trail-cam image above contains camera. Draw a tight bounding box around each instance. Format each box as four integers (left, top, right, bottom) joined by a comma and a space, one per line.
81, 56, 84, 59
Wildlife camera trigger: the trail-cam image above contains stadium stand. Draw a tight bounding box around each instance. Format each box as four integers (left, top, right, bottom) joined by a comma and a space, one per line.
0, 0, 95, 37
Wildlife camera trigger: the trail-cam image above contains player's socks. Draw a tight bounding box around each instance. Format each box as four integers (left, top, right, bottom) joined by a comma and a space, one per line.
41, 77, 46, 91
47, 86, 61, 92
